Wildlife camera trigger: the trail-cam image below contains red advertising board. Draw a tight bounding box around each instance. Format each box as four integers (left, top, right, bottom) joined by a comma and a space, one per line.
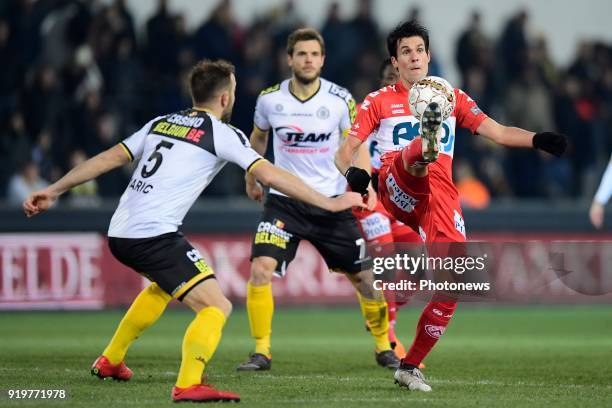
1, 233, 611, 309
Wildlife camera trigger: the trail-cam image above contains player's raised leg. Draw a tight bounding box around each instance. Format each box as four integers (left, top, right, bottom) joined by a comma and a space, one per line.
172, 278, 240, 403
91, 283, 171, 381
237, 256, 276, 371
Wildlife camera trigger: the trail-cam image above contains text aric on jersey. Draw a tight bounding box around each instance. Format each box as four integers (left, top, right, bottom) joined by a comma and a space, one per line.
128, 177, 154, 194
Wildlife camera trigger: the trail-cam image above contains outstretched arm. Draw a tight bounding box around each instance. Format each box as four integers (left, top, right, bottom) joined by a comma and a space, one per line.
335, 135, 372, 196
476, 117, 567, 157
590, 155, 612, 229
23, 144, 130, 217
335, 135, 362, 175
250, 160, 364, 212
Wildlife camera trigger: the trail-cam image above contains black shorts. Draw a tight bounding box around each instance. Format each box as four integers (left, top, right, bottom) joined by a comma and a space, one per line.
108, 231, 215, 300
251, 194, 372, 275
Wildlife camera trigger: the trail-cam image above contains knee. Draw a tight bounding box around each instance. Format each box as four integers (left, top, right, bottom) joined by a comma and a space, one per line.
201, 295, 233, 318
250, 257, 275, 286
213, 297, 233, 318
350, 270, 382, 301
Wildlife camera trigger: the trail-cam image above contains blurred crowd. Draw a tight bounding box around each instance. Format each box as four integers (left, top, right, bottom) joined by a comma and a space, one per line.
1, 0, 611, 207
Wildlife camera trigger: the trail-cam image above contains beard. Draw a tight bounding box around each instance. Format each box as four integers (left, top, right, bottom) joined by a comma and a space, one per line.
221, 110, 232, 123
294, 68, 320, 85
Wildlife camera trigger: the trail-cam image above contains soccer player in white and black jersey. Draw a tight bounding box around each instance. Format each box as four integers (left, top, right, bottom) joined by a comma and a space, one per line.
237, 28, 400, 371
23, 60, 364, 403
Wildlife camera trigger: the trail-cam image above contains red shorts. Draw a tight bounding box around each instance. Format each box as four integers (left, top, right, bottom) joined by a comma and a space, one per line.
377, 151, 466, 243
352, 201, 421, 245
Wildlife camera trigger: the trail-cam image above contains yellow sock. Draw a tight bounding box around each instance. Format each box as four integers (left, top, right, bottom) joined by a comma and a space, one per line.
247, 282, 273, 357
357, 293, 391, 352
176, 307, 226, 388
103, 283, 171, 364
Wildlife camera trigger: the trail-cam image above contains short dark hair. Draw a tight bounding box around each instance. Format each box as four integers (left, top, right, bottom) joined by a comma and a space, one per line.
386, 20, 429, 59
287, 28, 325, 56
188, 59, 235, 104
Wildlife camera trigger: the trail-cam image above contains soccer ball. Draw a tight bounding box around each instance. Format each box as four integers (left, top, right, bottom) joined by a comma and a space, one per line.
408, 76, 456, 121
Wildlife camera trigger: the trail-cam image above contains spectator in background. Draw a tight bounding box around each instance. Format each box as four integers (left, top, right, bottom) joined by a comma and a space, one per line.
504, 64, 557, 197
531, 34, 558, 90
71, 90, 105, 154
456, 11, 487, 86
0, 2, 609, 202
267, 0, 303, 50
590, 154, 612, 229
193, 0, 241, 62
31, 128, 60, 183
91, 112, 131, 197
62, 45, 104, 102
234, 21, 274, 132
349, 0, 379, 56
64, 0, 93, 50
7, 161, 49, 206
478, 155, 513, 198
67, 149, 100, 207
454, 159, 490, 209
498, 9, 529, 84
0, 17, 21, 114
321, 2, 357, 84
145, 0, 176, 76
0, 112, 32, 198
22, 64, 63, 139
145, 3, 193, 115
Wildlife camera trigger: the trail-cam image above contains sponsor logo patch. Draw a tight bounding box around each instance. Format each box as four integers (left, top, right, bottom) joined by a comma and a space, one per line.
359, 213, 392, 240
454, 210, 466, 238
385, 173, 418, 213
255, 220, 293, 249
316, 106, 330, 119
425, 324, 445, 339
185, 249, 213, 276
432, 308, 454, 319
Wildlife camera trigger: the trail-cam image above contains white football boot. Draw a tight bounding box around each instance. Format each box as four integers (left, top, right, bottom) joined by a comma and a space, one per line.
420, 102, 443, 163
394, 367, 432, 392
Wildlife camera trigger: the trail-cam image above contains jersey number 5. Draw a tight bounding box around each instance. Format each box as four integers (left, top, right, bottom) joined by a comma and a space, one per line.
141, 140, 174, 178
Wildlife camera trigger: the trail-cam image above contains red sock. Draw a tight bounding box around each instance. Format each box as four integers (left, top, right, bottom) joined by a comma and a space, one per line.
401, 136, 425, 167
394, 299, 409, 309
386, 292, 411, 344
388, 302, 397, 343
402, 300, 457, 366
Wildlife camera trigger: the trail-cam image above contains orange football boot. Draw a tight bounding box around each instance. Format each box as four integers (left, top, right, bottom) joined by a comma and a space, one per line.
172, 384, 240, 403
91, 356, 133, 381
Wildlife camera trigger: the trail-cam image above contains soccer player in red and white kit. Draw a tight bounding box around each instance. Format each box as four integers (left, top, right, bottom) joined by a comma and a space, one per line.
336, 21, 567, 392
353, 59, 422, 360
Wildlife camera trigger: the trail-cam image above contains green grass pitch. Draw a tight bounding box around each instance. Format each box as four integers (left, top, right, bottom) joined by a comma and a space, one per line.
1, 306, 611, 407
